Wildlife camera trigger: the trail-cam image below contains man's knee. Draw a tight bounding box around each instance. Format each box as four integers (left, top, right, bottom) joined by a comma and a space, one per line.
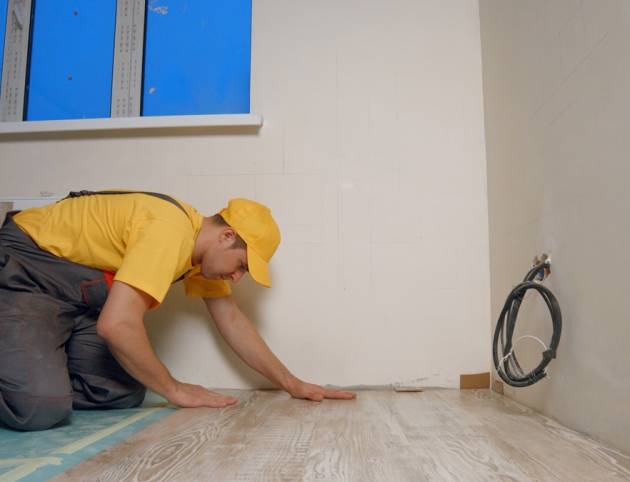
124, 385, 147, 408
72, 380, 146, 410
111, 384, 147, 409
107, 385, 146, 409
0, 391, 73, 431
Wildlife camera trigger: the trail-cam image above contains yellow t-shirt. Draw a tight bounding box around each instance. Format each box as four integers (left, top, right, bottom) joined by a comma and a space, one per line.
13, 192, 231, 304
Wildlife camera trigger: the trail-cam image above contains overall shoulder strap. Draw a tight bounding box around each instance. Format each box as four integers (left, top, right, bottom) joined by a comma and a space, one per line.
61, 190, 187, 216
61, 190, 193, 284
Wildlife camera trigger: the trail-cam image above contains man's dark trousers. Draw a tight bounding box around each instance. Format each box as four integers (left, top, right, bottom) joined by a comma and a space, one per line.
0, 214, 145, 431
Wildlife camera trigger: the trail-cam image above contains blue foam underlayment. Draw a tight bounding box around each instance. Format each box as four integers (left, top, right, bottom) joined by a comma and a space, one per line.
0, 404, 174, 481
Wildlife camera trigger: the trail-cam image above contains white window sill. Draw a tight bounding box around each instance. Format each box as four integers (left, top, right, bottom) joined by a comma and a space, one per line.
0, 197, 60, 210
0, 114, 262, 134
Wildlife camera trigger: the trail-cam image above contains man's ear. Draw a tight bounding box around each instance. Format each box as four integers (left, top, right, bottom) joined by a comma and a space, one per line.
219, 227, 237, 245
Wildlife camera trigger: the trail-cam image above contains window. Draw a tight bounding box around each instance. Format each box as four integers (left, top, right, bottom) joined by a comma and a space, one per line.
0, 0, 259, 132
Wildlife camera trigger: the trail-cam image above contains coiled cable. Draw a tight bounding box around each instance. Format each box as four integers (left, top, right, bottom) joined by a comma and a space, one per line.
492, 259, 562, 387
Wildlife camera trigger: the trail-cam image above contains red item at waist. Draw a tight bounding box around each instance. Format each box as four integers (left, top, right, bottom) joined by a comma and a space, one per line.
103, 271, 115, 290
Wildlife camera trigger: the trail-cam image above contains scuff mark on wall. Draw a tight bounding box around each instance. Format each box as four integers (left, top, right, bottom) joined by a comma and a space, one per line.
326, 375, 457, 391
392, 377, 429, 391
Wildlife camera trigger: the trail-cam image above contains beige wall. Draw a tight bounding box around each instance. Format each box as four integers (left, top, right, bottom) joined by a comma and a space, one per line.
0, 1, 489, 390
480, 0, 630, 453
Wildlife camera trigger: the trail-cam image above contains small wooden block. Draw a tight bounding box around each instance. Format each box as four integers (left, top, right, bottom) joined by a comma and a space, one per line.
459, 372, 490, 389
492, 379, 504, 395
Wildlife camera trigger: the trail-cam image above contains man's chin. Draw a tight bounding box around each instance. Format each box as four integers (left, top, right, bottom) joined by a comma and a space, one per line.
201, 270, 227, 281
200, 270, 220, 280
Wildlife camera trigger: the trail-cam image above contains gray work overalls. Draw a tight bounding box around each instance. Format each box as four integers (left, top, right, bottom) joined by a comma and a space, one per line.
0, 191, 186, 431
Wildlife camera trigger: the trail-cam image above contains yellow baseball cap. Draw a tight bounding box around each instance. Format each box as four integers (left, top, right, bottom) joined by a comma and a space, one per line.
219, 198, 281, 287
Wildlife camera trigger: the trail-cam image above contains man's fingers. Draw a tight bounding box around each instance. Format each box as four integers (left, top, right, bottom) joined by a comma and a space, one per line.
170, 383, 240, 408
204, 398, 238, 408
208, 395, 239, 408
290, 382, 356, 402
202, 389, 239, 408
323, 388, 357, 400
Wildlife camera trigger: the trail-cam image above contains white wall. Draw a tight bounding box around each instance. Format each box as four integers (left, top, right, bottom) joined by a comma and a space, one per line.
480, 0, 630, 453
0, 0, 489, 390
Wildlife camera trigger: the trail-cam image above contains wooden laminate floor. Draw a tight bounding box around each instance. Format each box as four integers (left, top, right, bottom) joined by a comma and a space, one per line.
54, 389, 630, 481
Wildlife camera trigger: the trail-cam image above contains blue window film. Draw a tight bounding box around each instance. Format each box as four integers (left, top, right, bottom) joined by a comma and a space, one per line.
142, 0, 251, 116
0, 0, 7, 83
25, 0, 117, 121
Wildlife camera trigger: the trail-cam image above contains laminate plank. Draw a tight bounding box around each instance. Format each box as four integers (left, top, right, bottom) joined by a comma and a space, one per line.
53, 389, 630, 482
436, 389, 630, 481
184, 390, 316, 481
303, 391, 425, 482
53, 390, 259, 481
373, 390, 533, 481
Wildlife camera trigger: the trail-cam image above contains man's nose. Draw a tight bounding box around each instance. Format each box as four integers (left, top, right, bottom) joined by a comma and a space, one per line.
231, 270, 244, 283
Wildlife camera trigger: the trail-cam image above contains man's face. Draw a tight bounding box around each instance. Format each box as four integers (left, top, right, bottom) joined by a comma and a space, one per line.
200, 230, 248, 283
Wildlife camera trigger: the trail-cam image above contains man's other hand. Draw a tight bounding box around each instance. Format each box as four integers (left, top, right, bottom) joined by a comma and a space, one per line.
287, 380, 356, 402
168, 382, 239, 408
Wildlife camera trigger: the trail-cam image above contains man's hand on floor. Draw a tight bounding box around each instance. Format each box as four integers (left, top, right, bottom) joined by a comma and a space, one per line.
168, 382, 239, 408
287, 379, 356, 402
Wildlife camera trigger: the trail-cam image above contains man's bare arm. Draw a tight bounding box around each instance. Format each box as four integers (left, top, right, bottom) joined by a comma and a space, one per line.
204, 295, 356, 401
97, 281, 238, 408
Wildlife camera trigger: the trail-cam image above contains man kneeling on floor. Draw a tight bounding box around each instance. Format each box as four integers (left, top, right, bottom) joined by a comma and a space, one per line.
0, 190, 355, 431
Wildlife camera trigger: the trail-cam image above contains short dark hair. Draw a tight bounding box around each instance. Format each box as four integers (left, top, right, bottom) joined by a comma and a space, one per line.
211, 214, 247, 249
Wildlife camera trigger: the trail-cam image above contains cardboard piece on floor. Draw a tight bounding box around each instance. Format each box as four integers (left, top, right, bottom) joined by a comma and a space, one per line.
459, 372, 490, 389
